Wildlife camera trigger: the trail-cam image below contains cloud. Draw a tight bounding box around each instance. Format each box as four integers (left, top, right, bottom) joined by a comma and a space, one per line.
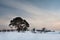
0, 0, 60, 30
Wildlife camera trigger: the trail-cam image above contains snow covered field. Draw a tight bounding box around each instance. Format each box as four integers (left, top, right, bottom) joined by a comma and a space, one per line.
0, 31, 60, 40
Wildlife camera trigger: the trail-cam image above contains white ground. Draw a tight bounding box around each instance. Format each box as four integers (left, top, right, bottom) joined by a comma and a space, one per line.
0, 31, 60, 40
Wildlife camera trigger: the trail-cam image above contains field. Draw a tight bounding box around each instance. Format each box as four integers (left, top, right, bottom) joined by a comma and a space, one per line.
0, 31, 60, 40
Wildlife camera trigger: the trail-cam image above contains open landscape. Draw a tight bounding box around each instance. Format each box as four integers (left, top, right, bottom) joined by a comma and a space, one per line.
0, 0, 60, 40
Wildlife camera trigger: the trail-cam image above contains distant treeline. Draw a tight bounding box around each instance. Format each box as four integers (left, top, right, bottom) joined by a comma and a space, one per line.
0, 29, 16, 32
31, 28, 55, 33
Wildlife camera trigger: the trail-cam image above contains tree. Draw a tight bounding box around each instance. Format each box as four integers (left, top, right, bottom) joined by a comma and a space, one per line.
42, 27, 46, 31
9, 17, 29, 32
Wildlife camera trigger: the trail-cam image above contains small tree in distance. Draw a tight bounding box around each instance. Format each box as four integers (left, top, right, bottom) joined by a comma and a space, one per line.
9, 17, 29, 32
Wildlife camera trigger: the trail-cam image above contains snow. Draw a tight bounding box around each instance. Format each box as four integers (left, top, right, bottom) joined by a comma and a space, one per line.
0, 31, 60, 40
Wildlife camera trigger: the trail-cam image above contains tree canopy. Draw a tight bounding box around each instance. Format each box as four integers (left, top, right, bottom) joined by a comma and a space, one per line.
9, 17, 29, 32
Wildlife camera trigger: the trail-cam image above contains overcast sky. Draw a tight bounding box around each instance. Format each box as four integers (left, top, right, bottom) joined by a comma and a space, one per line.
0, 0, 60, 30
